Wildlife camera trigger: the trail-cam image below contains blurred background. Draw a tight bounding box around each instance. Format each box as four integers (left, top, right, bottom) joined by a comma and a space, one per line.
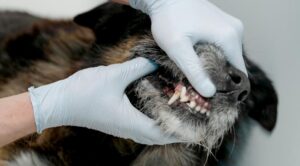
0, 0, 299, 165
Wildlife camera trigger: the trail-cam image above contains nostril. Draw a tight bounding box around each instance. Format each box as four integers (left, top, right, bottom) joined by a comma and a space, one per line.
237, 90, 248, 102
229, 74, 242, 84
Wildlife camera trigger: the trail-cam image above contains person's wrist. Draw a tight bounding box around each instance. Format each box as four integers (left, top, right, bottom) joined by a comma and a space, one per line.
22, 93, 37, 134
28, 80, 66, 133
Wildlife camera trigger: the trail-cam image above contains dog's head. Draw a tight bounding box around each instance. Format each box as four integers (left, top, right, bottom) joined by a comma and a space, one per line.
75, 3, 278, 149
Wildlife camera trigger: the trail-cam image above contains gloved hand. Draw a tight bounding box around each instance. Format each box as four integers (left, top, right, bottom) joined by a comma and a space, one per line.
129, 0, 247, 97
29, 57, 180, 145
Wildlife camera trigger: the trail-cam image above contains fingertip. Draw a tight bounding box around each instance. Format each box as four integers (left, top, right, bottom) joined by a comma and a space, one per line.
239, 64, 248, 77
121, 57, 158, 86
221, 42, 248, 77
228, 57, 248, 77
195, 78, 216, 97
130, 57, 158, 74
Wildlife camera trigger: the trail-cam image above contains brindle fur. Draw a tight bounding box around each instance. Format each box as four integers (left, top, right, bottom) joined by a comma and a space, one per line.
0, 3, 277, 166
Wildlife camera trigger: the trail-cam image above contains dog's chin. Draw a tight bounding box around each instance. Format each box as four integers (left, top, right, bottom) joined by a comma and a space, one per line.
133, 73, 239, 149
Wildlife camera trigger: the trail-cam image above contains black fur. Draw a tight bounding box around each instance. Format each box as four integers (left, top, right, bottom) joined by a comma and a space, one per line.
74, 3, 150, 45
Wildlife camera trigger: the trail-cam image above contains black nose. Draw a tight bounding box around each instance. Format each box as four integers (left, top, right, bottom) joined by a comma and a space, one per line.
227, 67, 250, 102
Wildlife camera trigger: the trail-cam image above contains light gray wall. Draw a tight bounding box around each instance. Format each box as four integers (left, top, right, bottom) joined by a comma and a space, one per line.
0, 0, 105, 18
0, 0, 299, 165
210, 0, 300, 165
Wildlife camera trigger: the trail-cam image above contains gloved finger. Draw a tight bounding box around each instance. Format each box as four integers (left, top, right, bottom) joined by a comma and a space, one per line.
117, 57, 158, 90
123, 95, 184, 145
166, 38, 216, 97
220, 39, 248, 76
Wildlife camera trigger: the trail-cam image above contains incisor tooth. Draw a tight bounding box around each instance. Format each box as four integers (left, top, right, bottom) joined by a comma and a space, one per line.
180, 86, 189, 102
180, 96, 189, 102
201, 108, 207, 114
187, 100, 196, 108
195, 106, 201, 111
168, 91, 180, 105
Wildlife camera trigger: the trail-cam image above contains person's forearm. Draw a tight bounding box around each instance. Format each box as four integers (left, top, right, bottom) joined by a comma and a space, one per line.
111, 0, 129, 5
0, 93, 36, 147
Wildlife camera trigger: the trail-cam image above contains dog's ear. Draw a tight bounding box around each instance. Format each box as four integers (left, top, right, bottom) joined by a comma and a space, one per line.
74, 2, 127, 30
74, 2, 150, 45
243, 56, 278, 131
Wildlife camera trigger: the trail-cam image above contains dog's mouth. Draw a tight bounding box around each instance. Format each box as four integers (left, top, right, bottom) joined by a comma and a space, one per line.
150, 67, 212, 117
128, 40, 250, 144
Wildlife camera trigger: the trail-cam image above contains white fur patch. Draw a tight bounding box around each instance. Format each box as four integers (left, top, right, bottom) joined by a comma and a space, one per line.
158, 110, 205, 143
4, 151, 51, 166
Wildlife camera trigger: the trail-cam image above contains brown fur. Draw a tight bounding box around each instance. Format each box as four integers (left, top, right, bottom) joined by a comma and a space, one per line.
0, 20, 97, 165
0, 21, 95, 97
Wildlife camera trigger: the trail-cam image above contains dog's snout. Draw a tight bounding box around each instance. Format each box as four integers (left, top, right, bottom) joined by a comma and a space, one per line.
228, 71, 242, 85
227, 67, 250, 102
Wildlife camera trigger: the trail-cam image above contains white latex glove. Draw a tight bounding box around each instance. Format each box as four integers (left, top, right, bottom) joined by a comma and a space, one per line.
129, 0, 247, 97
29, 57, 180, 145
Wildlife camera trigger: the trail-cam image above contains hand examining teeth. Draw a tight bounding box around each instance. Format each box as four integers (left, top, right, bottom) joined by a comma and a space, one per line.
29, 57, 181, 145
128, 0, 247, 97
0, 0, 248, 147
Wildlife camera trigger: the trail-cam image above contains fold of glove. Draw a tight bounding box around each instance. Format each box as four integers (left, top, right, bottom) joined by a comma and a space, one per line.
129, 0, 247, 97
29, 57, 181, 145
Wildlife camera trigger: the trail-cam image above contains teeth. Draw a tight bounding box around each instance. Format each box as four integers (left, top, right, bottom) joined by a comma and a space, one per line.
187, 100, 196, 108
168, 91, 180, 105
169, 84, 212, 117
180, 96, 189, 102
201, 108, 207, 114
180, 86, 189, 102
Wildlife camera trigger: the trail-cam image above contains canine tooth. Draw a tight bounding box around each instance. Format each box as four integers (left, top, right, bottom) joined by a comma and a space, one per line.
180, 86, 187, 98
201, 108, 207, 114
180, 96, 189, 102
180, 86, 189, 102
195, 106, 201, 111
187, 100, 196, 108
168, 92, 180, 105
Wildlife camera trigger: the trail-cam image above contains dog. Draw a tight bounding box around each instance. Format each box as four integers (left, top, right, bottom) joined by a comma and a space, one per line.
0, 2, 278, 166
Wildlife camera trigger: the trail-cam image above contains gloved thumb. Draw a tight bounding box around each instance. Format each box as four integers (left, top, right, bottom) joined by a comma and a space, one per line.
117, 57, 158, 89
221, 41, 248, 76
